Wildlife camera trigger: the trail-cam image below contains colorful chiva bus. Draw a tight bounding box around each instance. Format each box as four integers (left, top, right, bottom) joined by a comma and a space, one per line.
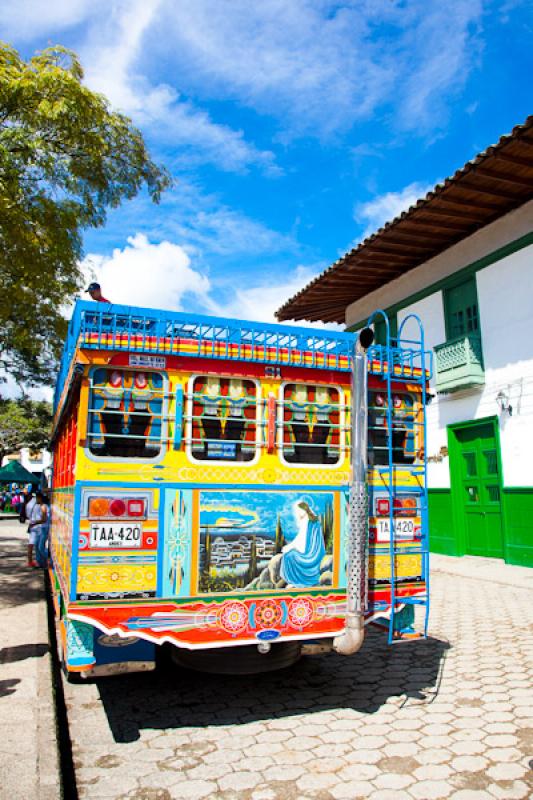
50, 301, 431, 678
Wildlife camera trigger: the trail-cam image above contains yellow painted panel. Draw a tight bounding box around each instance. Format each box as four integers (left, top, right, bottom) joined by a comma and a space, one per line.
77, 564, 157, 594
369, 553, 422, 581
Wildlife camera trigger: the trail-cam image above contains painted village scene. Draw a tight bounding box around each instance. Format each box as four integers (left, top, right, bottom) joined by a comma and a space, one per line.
198, 490, 335, 593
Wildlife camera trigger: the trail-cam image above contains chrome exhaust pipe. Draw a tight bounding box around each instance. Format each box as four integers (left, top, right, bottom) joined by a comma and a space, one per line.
333, 327, 373, 656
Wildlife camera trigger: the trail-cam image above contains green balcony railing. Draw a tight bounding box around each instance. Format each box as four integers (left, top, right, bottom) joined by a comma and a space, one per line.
434, 334, 485, 393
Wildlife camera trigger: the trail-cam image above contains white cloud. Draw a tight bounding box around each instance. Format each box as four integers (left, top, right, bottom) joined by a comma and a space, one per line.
206, 265, 343, 331
0, 0, 102, 41
79, 0, 280, 175
93, 178, 297, 258
152, 0, 483, 136
396, 1, 483, 131
81, 233, 210, 310
208, 265, 319, 324
2, 0, 484, 143
1, 1, 281, 175
168, 205, 294, 256
354, 181, 436, 239
80, 233, 338, 332
155, 0, 391, 136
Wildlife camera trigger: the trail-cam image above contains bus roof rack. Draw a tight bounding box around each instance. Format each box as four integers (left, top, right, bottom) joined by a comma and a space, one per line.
53, 301, 432, 417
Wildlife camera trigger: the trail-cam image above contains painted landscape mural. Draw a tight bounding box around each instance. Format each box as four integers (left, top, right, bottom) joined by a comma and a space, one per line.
198, 490, 335, 593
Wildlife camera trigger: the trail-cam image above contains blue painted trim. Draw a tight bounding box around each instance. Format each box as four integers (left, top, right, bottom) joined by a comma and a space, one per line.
173, 385, 183, 449
73, 299, 355, 343
156, 488, 166, 597
70, 483, 83, 602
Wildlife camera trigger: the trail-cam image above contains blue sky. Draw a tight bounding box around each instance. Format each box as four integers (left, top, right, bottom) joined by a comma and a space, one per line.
2, 0, 532, 325
200, 490, 334, 542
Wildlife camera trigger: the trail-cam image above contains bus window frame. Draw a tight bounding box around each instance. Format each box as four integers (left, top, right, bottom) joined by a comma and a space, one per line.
368, 388, 418, 467
185, 373, 262, 466
85, 365, 169, 464
277, 380, 347, 469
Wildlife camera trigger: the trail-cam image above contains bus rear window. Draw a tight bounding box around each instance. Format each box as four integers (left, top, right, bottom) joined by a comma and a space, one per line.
368, 390, 416, 466
189, 376, 258, 462
87, 368, 165, 459
281, 384, 343, 465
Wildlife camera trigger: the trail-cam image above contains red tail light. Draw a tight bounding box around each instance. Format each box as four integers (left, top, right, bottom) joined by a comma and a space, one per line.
393, 497, 417, 517
376, 498, 390, 515
109, 498, 126, 517
127, 499, 145, 517
88, 495, 147, 519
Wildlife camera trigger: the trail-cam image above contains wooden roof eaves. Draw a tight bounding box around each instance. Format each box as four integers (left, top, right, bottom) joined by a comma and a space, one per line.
430, 193, 504, 211
277, 116, 533, 322
474, 166, 533, 189
382, 224, 459, 241
494, 152, 533, 168
417, 204, 488, 222
400, 216, 472, 233
455, 180, 528, 201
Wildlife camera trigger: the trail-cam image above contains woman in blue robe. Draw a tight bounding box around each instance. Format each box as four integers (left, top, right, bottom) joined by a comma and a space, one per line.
281, 500, 325, 587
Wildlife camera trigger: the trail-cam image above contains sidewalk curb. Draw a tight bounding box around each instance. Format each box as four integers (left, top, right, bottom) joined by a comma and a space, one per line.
430, 553, 533, 590
37, 575, 61, 800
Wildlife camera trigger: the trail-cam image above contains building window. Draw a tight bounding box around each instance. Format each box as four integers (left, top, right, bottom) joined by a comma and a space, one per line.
444, 277, 480, 340
87, 368, 166, 459
189, 376, 258, 462
280, 383, 344, 465
368, 390, 416, 466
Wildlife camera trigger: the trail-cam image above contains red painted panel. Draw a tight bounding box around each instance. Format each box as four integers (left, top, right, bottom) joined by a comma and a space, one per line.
69, 593, 347, 649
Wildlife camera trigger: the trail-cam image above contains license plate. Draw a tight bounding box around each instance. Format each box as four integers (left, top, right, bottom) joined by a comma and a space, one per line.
377, 518, 415, 541
90, 523, 142, 548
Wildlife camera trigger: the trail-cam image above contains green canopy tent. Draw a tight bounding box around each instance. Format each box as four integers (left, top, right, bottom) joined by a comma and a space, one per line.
0, 460, 38, 485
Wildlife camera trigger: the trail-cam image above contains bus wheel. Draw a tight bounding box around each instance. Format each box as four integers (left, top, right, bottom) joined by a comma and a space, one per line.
170, 642, 302, 675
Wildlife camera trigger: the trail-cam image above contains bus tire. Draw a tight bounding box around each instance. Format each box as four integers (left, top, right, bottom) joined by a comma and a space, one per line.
170, 642, 302, 675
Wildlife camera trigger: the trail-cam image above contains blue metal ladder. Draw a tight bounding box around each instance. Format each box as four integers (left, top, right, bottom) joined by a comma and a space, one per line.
367, 310, 431, 644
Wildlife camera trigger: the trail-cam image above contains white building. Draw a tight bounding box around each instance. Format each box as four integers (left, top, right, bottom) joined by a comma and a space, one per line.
278, 116, 533, 568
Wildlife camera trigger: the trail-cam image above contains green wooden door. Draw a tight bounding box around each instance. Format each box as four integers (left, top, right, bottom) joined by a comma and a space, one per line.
454, 421, 503, 558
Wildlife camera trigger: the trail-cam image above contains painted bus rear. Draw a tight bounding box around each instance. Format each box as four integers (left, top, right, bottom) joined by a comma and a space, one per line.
50, 302, 430, 678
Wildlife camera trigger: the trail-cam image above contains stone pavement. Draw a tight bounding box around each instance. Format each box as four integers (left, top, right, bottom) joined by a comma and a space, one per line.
64, 553, 533, 800
431, 552, 533, 590
0, 520, 60, 800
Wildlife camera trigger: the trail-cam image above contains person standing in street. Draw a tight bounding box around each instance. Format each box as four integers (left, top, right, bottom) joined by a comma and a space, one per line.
23, 485, 36, 522
27, 492, 49, 568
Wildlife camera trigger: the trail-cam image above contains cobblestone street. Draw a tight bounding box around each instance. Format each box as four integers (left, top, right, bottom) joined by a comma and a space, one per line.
64, 561, 533, 800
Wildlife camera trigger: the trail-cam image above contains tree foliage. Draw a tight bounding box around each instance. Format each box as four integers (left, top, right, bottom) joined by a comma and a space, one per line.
0, 42, 171, 386
0, 398, 52, 466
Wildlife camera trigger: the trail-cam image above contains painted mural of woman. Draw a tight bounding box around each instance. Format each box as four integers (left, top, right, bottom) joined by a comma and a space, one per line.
280, 499, 325, 587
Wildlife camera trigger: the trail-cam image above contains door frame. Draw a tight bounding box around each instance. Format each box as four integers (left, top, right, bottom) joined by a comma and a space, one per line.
447, 416, 506, 558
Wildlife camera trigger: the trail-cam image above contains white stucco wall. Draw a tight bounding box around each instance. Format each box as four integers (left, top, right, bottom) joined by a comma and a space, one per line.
476, 244, 533, 487
345, 198, 533, 329
19, 448, 52, 473
396, 242, 533, 488
397, 294, 449, 487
